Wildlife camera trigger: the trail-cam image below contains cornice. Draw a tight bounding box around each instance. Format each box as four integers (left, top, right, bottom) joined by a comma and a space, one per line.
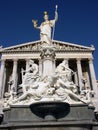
1, 49, 93, 55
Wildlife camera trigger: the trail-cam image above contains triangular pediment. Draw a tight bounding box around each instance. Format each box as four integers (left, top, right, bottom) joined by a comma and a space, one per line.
0, 40, 94, 53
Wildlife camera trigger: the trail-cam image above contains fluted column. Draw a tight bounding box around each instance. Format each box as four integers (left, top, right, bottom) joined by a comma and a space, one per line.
74, 72, 78, 85
88, 58, 98, 112
12, 59, 18, 92
76, 59, 83, 91
39, 59, 42, 76
25, 59, 30, 70
0, 59, 6, 98
53, 60, 56, 73
88, 58, 98, 97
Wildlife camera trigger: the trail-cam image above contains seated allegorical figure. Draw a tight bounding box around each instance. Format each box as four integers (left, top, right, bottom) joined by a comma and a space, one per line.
20, 59, 39, 93
55, 59, 74, 82
55, 59, 77, 94
14, 76, 56, 102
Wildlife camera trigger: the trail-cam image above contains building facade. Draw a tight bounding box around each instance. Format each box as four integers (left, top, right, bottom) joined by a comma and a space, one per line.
0, 40, 98, 129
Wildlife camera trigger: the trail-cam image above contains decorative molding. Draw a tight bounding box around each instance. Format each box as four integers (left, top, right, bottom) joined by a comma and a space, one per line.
0, 40, 94, 54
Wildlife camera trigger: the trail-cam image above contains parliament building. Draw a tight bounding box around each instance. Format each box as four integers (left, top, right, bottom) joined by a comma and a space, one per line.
0, 8, 98, 130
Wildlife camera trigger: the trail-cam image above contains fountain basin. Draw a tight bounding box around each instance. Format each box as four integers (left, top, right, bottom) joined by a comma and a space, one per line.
30, 101, 70, 119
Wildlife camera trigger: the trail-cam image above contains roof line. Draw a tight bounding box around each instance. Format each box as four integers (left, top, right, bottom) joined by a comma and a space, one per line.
1, 40, 95, 51
2, 40, 41, 50
53, 40, 93, 49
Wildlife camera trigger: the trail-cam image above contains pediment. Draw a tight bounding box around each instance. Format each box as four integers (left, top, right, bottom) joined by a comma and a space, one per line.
0, 40, 94, 53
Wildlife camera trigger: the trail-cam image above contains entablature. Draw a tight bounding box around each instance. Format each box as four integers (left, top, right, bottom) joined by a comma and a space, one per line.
1, 51, 93, 60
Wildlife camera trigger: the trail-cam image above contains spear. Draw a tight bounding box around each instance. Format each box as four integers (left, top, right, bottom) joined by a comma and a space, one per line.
52, 5, 58, 41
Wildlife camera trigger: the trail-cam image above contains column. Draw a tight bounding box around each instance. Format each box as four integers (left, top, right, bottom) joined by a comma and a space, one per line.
88, 58, 98, 97
74, 72, 78, 85
25, 59, 30, 70
88, 58, 98, 112
39, 59, 42, 76
12, 59, 18, 92
76, 59, 83, 92
40, 46, 55, 77
53, 60, 56, 73
0, 59, 5, 98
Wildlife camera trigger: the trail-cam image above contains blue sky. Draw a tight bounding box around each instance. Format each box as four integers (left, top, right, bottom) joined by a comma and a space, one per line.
0, 0, 98, 79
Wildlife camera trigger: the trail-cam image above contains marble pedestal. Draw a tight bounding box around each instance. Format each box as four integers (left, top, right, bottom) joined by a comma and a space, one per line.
0, 102, 98, 130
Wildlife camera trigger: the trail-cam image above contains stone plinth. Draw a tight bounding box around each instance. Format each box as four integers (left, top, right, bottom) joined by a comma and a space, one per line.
0, 102, 97, 130
40, 46, 55, 77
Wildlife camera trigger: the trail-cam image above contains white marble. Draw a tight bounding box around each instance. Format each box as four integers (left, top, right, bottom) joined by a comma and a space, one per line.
1, 7, 96, 110
0, 60, 5, 98
32, 6, 58, 45
3, 58, 93, 107
20, 60, 39, 93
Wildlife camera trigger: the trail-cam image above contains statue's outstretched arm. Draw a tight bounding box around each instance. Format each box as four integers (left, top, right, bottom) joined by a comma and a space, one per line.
34, 26, 40, 30
32, 20, 40, 29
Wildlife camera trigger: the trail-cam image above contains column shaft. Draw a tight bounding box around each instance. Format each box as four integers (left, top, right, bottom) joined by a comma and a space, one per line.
76, 59, 83, 91
26, 59, 30, 70
0, 59, 5, 98
39, 59, 42, 76
74, 72, 78, 85
12, 59, 18, 92
88, 59, 98, 97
